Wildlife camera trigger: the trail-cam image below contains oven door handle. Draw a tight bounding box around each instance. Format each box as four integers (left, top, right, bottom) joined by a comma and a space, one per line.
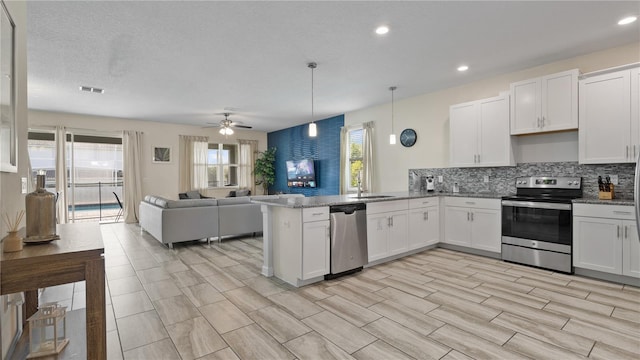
501, 200, 571, 211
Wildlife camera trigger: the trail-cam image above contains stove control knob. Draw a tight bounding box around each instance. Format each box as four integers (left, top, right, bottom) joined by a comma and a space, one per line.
573, 181, 580, 186
567, 181, 572, 185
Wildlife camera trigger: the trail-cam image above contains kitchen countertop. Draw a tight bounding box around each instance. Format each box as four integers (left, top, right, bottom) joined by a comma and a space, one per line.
252, 191, 505, 208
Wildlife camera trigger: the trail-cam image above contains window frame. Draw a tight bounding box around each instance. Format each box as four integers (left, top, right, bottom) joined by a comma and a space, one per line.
207, 142, 239, 189
346, 126, 364, 192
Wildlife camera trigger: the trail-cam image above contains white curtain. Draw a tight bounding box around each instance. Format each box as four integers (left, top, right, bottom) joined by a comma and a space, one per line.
55, 126, 68, 224
362, 121, 375, 193
179, 135, 209, 192
123, 131, 143, 223
238, 139, 258, 195
339, 126, 349, 194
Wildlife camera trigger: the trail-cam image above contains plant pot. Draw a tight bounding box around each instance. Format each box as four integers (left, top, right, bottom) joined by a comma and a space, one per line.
3, 230, 23, 252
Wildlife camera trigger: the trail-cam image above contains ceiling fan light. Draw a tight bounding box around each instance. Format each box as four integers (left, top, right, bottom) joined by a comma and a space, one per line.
309, 122, 317, 137
219, 127, 234, 135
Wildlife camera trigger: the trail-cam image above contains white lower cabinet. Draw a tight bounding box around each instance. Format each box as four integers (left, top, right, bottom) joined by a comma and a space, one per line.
623, 222, 640, 277
443, 197, 501, 253
573, 204, 639, 278
302, 219, 330, 280
408, 197, 440, 250
366, 200, 409, 262
272, 206, 330, 286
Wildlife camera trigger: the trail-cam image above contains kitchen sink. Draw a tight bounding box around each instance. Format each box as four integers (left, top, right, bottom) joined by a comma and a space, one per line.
348, 195, 394, 199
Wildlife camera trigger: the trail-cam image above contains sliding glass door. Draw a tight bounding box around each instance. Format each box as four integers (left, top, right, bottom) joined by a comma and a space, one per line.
28, 130, 123, 222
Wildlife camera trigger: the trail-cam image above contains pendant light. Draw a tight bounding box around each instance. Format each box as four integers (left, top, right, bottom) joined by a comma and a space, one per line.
389, 86, 397, 145
308, 62, 318, 137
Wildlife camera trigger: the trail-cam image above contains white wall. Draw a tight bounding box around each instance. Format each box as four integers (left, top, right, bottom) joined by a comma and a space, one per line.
345, 43, 640, 192
1, 1, 28, 357
28, 110, 268, 199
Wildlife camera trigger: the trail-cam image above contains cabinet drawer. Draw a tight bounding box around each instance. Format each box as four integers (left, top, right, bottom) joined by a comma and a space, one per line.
409, 197, 439, 209
573, 203, 634, 220
444, 197, 500, 210
367, 200, 409, 215
302, 207, 329, 222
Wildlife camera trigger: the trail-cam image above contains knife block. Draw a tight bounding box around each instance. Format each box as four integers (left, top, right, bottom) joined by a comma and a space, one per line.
598, 184, 614, 200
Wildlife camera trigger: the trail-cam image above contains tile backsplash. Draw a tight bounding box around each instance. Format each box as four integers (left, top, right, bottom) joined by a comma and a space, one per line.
409, 162, 636, 199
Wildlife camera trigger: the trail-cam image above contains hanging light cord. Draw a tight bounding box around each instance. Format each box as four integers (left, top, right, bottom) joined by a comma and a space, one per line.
309, 62, 317, 122
390, 86, 397, 133
391, 87, 394, 133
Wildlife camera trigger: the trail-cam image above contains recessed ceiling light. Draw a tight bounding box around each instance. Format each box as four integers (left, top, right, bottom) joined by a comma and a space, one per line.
457, 65, 469, 72
618, 16, 637, 25
375, 25, 389, 35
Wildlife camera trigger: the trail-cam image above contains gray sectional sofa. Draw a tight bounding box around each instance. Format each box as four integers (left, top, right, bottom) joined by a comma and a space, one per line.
139, 194, 302, 248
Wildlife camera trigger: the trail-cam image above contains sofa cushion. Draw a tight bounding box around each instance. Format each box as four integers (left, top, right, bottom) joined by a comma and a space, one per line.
165, 199, 218, 208
250, 195, 272, 201
217, 197, 251, 206
186, 190, 202, 199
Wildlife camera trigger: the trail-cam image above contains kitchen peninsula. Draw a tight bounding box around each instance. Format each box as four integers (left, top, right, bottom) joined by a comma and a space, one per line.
253, 192, 503, 287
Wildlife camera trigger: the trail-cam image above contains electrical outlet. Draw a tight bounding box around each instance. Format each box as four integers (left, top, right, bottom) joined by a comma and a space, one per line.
483, 175, 489, 183
438, 176, 443, 183
21, 177, 27, 194
608, 175, 619, 185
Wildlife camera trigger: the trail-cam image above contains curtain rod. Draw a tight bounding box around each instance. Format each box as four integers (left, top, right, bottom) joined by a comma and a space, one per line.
28, 125, 143, 136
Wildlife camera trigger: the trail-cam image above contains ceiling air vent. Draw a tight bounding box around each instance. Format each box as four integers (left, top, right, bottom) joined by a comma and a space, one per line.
79, 86, 104, 94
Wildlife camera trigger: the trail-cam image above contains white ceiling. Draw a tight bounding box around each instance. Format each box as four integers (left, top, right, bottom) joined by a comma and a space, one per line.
27, 1, 639, 132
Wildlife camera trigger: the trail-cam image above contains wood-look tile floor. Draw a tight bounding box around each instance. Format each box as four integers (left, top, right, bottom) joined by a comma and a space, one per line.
41, 223, 640, 359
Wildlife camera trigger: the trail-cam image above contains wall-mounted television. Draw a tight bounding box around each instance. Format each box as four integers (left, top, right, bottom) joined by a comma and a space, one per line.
286, 159, 316, 188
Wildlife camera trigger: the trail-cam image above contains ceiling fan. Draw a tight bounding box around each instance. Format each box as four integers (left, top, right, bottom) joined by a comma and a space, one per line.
205, 113, 252, 135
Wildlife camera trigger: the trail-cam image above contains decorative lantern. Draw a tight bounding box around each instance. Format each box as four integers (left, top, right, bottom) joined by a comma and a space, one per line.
27, 302, 68, 358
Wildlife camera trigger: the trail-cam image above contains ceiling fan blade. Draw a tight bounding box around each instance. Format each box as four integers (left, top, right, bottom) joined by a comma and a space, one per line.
231, 124, 252, 129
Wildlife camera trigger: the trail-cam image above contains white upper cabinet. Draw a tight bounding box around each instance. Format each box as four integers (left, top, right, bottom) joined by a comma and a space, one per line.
450, 93, 514, 168
510, 69, 578, 135
579, 67, 639, 164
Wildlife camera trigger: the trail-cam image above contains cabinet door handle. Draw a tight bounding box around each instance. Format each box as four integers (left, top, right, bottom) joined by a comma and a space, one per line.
626, 146, 630, 160
537, 117, 541, 128
617, 225, 621, 238
625, 225, 628, 239
542, 116, 545, 127
423, 212, 428, 221
477, 154, 481, 163
473, 154, 477, 163
471, 212, 474, 221
613, 211, 632, 215
467, 212, 470, 221
390, 217, 394, 227
465, 201, 476, 205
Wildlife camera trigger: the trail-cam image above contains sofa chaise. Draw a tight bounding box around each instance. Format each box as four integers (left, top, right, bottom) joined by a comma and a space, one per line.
139, 194, 303, 248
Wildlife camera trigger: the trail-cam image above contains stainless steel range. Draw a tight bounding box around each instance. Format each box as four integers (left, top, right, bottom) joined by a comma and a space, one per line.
501, 176, 582, 273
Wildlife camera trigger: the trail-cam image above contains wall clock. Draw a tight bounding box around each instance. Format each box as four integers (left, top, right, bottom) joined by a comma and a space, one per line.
400, 128, 417, 147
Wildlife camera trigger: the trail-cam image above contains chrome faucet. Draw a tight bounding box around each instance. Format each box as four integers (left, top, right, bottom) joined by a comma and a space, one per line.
357, 176, 362, 198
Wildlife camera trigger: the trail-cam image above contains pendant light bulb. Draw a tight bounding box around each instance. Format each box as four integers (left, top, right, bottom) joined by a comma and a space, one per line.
389, 86, 397, 145
308, 62, 318, 137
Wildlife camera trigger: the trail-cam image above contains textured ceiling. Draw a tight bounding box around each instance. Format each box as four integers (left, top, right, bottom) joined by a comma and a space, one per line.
27, 1, 640, 132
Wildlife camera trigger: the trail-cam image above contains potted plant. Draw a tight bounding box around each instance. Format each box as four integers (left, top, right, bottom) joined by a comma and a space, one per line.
254, 147, 276, 195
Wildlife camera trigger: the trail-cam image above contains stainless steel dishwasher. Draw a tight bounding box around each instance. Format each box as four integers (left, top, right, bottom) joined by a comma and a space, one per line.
327, 203, 368, 279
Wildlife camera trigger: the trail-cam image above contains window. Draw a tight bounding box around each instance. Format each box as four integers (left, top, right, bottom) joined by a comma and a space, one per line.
347, 127, 363, 190
208, 143, 238, 187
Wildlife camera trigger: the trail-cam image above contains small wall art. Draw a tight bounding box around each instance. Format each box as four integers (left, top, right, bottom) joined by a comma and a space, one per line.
152, 146, 171, 163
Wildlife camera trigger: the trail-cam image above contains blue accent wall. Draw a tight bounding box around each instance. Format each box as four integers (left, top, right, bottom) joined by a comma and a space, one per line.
267, 115, 344, 196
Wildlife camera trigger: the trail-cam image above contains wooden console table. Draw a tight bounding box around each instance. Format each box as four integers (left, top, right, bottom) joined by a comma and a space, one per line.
1, 223, 106, 360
